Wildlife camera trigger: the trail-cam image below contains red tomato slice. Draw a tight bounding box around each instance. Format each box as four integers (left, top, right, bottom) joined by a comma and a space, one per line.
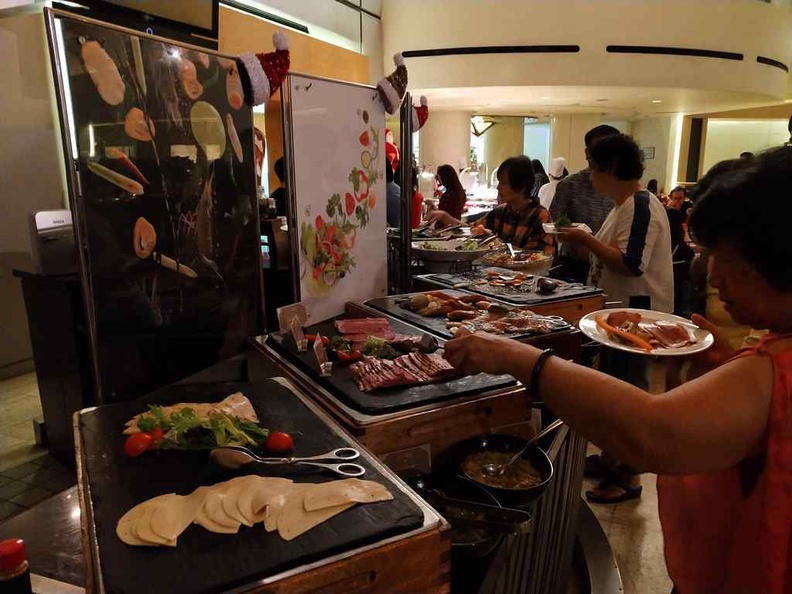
147, 427, 164, 448
124, 432, 153, 457
265, 432, 294, 454
336, 349, 362, 363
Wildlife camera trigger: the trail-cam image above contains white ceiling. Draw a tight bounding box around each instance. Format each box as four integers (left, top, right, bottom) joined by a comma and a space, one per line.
413, 85, 786, 119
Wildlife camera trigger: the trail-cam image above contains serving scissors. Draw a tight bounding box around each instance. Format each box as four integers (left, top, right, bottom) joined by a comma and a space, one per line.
211, 446, 365, 477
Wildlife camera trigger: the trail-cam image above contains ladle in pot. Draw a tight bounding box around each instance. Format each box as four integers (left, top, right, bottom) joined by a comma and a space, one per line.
482, 419, 564, 477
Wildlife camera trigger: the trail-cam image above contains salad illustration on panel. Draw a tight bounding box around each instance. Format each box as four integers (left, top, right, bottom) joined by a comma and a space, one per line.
300, 110, 381, 296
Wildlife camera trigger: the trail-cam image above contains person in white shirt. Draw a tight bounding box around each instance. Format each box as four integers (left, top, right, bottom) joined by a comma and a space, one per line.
559, 134, 673, 315
537, 157, 567, 210
558, 133, 673, 504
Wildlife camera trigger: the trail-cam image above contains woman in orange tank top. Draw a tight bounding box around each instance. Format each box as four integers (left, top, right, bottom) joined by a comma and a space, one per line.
442, 147, 792, 593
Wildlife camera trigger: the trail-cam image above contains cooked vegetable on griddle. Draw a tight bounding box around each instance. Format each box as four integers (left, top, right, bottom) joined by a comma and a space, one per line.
400, 291, 563, 336
362, 336, 401, 360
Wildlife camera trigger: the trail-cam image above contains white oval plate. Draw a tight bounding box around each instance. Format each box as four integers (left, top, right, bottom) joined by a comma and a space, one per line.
542, 222, 592, 235
578, 308, 714, 357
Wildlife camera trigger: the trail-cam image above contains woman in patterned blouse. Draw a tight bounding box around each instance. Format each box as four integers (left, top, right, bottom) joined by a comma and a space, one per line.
428, 156, 554, 254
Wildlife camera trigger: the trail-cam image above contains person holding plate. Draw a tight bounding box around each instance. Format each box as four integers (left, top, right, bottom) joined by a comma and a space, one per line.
443, 146, 792, 593
427, 156, 554, 254
553, 133, 674, 502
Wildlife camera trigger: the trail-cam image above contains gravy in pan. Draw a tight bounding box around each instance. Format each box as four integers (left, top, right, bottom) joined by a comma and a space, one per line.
463, 451, 543, 490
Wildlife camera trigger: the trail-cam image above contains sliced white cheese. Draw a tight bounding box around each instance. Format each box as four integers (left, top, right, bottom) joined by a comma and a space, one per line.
222, 477, 262, 527
150, 489, 208, 541
134, 503, 178, 547
277, 486, 354, 541
265, 484, 312, 533
117, 494, 177, 547
195, 491, 240, 532
303, 479, 393, 512
249, 478, 294, 517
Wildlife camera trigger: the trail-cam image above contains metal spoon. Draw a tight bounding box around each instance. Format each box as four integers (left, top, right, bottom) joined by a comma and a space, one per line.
506, 243, 516, 259
482, 419, 565, 477
210, 446, 365, 477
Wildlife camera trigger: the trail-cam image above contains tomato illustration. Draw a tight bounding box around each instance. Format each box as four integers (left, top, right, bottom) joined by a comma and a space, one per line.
358, 190, 367, 203
359, 131, 370, 146
325, 224, 336, 244
345, 193, 355, 216
315, 215, 323, 230
368, 192, 376, 209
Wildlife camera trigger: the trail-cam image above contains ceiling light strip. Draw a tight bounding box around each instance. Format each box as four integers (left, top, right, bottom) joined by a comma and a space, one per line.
756, 56, 789, 72
403, 45, 580, 58
606, 45, 743, 61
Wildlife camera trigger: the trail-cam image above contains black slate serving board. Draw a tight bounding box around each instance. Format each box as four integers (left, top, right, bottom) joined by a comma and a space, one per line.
267, 317, 516, 414
77, 381, 425, 594
364, 291, 571, 341
420, 268, 603, 305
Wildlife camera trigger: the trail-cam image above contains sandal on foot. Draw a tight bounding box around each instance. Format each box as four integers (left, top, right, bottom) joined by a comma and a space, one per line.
584, 454, 612, 479
585, 482, 642, 504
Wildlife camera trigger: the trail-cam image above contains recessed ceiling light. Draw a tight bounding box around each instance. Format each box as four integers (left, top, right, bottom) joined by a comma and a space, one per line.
652, 99, 662, 104
596, 99, 608, 102
784, 99, 792, 104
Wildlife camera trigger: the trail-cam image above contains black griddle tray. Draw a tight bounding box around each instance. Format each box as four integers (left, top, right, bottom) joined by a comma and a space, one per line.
364, 290, 571, 341
267, 316, 516, 414
77, 381, 425, 594
421, 267, 603, 305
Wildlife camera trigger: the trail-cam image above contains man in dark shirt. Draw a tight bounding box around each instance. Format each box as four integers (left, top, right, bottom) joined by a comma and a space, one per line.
550, 124, 620, 282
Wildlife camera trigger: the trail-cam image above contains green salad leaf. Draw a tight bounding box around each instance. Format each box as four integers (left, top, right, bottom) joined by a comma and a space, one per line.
135, 405, 269, 450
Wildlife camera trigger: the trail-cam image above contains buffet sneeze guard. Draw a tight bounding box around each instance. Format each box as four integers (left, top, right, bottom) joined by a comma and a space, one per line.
45, 8, 262, 404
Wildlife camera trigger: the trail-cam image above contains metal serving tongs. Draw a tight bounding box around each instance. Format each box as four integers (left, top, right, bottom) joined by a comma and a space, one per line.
410, 476, 531, 534
210, 446, 366, 477
475, 234, 499, 247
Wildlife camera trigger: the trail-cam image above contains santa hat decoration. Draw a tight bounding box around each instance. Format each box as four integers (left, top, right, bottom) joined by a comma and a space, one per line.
377, 53, 408, 114
411, 95, 429, 131
238, 31, 290, 107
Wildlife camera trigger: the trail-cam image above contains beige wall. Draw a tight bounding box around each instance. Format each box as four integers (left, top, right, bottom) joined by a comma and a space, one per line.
419, 110, 471, 171
695, 103, 792, 120
0, 12, 69, 374
218, 6, 370, 84
383, 0, 791, 101
482, 118, 523, 175
632, 116, 673, 192
702, 119, 789, 173
550, 114, 614, 173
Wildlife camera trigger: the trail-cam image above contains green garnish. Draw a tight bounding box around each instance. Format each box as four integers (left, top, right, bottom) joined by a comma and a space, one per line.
555, 213, 572, 229
362, 337, 400, 359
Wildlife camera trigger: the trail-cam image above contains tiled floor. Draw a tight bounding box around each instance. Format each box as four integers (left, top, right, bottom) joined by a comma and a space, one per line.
0, 372, 48, 472
583, 449, 672, 594
0, 372, 77, 522
0, 455, 76, 521
580, 360, 673, 594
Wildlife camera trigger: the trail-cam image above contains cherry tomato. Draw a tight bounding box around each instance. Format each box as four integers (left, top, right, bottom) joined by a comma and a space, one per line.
336, 349, 362, 363
147, 427, 164, 449
304, 334, 329, 346
265, 432, 294, 454
124, 432, 153, 457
